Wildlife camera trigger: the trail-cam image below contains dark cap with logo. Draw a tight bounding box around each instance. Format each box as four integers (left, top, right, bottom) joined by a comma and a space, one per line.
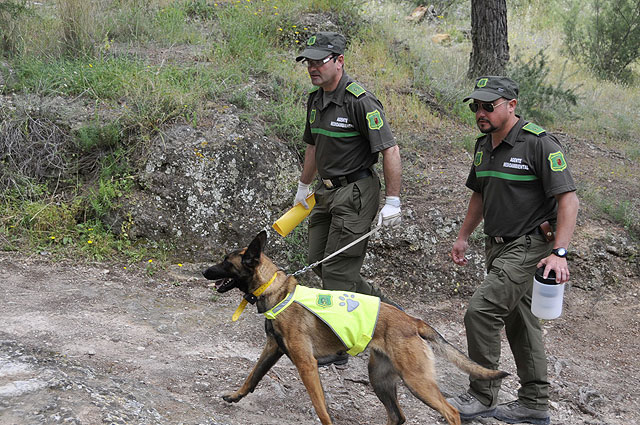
463, 76, 519, 102
296, 32, 346, 61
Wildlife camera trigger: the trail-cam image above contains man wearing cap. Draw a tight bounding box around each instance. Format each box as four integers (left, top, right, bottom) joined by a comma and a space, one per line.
447, 76, 579, 424
293, 32, 402, 306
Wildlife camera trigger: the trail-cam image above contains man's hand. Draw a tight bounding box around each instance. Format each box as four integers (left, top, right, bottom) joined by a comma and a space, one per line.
537, 255, 570, 283
451, 238, 469, 266
294, 181, 311, 209
377, 196, 401, 227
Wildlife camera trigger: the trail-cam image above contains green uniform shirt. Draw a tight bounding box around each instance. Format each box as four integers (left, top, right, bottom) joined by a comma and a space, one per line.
466, 117, 576, 237
303, 72, 395, 178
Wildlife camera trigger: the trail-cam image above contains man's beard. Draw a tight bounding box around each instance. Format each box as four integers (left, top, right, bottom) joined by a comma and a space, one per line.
477, 119, 497, 134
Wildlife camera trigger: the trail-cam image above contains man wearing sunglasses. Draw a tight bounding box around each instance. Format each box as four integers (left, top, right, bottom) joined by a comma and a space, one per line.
292, 32, 403, 316
447, 76, 579, 424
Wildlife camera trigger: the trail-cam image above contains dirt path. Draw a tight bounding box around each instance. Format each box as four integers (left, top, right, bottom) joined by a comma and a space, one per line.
1, 252, 638, 425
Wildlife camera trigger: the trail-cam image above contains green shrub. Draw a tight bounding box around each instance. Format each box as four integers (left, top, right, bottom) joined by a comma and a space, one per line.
183, 0, 216, 20
74, 123, 121, 152
563, 0, 640, 83
508, 50, 579, 126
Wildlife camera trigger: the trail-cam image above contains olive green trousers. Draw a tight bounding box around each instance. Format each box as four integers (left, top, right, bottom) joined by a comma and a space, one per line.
308, 172, 386, 299
466, 234, 552, 410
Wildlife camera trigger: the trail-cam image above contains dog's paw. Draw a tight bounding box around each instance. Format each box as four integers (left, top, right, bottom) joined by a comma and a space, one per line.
222, 394, 241, 403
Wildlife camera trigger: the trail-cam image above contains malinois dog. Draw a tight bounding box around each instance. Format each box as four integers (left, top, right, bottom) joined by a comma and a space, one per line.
203, 231, 508, 425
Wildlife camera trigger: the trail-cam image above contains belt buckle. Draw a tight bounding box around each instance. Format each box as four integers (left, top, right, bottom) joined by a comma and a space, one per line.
322, 179, 334, 189
494, 236, 504, 244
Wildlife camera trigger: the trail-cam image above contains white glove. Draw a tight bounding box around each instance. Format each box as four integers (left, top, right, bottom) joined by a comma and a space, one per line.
377, 196, 401, 227
294, 180, 311, 209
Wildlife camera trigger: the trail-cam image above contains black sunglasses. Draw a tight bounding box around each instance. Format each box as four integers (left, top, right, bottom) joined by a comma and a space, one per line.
469, 100, 509, 113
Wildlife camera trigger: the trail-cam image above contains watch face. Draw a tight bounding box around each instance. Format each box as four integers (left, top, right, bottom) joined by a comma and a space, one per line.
554, 248, 567, 257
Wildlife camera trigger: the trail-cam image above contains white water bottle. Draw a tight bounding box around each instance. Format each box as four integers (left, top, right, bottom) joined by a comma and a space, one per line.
531, 267, 565, 320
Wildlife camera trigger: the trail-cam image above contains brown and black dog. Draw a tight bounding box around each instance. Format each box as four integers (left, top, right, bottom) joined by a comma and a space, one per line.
203, 231, 508, 425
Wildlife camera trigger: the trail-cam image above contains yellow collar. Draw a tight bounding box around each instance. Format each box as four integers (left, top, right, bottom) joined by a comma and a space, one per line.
232, 271, 278, 322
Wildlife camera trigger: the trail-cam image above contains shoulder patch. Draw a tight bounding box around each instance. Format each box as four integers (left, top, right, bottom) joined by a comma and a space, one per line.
548, 151, 567, 172
346, 82, 366, 97
366, 109, 384, 130
523, 122, 546, 136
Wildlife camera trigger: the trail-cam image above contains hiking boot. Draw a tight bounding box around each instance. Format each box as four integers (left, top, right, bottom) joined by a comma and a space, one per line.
317, 352, 349, 367
493, 400, 550, 424
446, 392, 496, 420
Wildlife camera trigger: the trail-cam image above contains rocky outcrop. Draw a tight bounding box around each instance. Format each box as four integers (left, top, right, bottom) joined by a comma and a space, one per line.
117, 105, 300, 261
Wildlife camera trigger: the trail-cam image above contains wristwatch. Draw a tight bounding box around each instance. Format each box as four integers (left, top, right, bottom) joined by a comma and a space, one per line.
552, 247, 568, 258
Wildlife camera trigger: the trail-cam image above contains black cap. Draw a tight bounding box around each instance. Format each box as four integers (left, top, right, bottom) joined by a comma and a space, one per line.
463, 76, 519, 102
296, 32, 346, 61
535, 267, 558, 285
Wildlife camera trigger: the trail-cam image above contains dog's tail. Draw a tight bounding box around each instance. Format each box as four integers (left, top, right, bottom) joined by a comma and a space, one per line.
418, 320, 509, 381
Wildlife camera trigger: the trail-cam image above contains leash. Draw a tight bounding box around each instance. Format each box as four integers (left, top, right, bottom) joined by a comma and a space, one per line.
289, 223, 382, 277
231, 224, 380, 321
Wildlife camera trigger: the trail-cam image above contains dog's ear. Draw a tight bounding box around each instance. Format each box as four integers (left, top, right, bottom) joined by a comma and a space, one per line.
242, 231, 267, 269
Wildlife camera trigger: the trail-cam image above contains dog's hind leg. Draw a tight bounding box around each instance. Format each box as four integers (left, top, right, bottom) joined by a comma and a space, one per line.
222, 336, 284, 403
368, 349, 406, 425
393, 340, 461, 425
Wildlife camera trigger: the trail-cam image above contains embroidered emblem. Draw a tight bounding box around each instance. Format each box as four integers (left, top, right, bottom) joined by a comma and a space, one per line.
523, 122, 546, 136
548, 151, 567, 172
307, 35, 316, 46
316, 294, 332, 308
366, 109, 383, 130
309, 109, 316, 124
346, 82, 365, 97
339, 294, 360, 312
477, 78, 488, 88
474, 151, 483, 167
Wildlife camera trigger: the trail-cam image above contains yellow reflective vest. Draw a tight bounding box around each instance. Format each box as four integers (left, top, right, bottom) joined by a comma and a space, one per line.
264, 285, 380, 356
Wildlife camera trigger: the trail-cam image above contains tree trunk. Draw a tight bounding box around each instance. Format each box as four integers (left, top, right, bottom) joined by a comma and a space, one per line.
467, 0, 510, 79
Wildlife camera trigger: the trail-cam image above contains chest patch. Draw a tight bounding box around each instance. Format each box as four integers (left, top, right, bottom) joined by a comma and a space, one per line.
474, 151, 483, 166
330, 116, 353, 129
503, 157, 529, 170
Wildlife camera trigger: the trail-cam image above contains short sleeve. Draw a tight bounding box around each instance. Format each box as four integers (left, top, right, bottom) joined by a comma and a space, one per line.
533, 134, 576, 197
350, 94, 395, 153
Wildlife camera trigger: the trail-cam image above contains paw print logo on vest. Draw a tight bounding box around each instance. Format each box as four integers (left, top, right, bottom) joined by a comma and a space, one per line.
339, 294, 360, 312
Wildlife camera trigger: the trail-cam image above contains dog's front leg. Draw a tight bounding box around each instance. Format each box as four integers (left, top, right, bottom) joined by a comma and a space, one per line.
289, 350, 333, 425
222, 336, 283, 403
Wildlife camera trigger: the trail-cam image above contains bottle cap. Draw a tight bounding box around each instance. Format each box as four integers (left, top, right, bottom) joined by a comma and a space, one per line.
534, 267, 558, 285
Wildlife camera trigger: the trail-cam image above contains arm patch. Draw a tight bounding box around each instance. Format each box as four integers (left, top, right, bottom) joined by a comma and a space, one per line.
346, 82, 366, 97
523, 122, 546, 136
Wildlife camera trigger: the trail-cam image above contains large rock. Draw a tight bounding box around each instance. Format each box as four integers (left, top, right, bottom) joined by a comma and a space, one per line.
117, 105, 300, 261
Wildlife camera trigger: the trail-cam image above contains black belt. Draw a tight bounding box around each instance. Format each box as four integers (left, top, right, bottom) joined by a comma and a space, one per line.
491, 226, 545, 244
322, 169, 372, 189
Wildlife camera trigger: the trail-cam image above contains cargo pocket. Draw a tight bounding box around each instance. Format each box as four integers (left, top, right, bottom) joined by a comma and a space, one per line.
482, 258, 532, 311
328, 216, 372, 258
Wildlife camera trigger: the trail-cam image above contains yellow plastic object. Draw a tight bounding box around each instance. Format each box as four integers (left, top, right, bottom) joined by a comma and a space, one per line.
272, 194, 316, 237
